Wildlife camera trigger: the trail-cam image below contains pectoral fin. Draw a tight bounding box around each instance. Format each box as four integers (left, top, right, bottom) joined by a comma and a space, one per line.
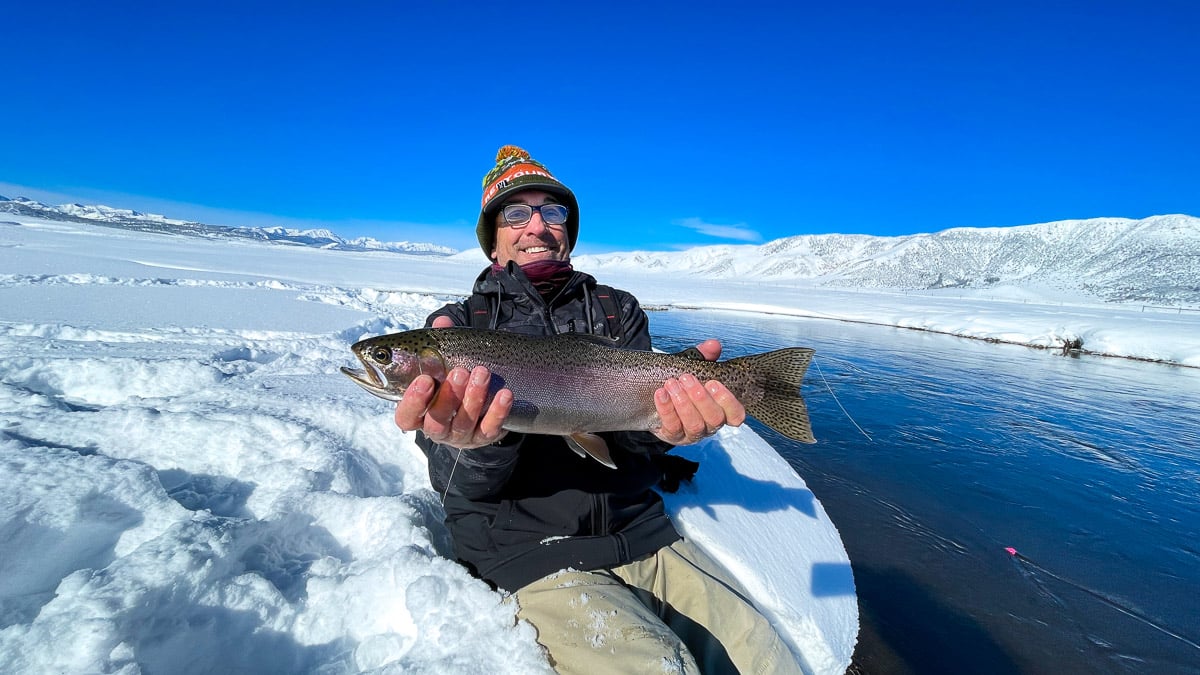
564, 433, 617, 469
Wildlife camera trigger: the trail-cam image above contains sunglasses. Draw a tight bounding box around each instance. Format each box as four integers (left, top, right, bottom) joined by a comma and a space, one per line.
501, 203, 570, 227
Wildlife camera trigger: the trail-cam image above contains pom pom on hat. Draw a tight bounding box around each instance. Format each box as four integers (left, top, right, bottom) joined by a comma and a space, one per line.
481, 145, 533, 189
476, 145, 579, 259
496, 144, 529, 163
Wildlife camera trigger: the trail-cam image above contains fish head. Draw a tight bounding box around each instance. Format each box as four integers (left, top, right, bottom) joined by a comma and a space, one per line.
340, 329, 447, 402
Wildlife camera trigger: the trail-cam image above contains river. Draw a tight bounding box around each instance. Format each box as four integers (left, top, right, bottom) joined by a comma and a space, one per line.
649, 309, 1200, 674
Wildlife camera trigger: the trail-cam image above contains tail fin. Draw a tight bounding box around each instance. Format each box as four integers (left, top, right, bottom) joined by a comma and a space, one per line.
733, 348, 816, 443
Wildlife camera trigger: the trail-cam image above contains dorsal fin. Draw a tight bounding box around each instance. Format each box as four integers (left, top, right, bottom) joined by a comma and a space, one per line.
673, 347, 706, 361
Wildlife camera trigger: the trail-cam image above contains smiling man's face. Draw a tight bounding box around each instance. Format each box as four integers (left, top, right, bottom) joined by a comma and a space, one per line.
491, 190, 571, 266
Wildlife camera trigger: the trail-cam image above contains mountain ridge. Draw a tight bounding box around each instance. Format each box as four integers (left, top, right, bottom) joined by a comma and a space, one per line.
0, 196, 456, 255
574, 214, 1199, 305
4, 195, 1195, 305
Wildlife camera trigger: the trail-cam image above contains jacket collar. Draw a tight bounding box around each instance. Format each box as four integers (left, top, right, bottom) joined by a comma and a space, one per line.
472, 261, 596, 305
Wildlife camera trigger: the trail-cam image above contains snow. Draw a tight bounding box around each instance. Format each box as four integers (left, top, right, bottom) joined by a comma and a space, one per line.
2, 220, 550, 674
2, 213, 1198, 673
2, 197, 458, 255
572, 213, 1200, 307
662, 431, 857, 674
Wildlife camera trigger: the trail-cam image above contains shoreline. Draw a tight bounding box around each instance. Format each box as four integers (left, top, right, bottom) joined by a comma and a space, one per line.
654, 303, 1199, 370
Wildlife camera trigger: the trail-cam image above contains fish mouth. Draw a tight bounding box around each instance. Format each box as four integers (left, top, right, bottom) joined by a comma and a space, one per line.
340, 364, 404, 402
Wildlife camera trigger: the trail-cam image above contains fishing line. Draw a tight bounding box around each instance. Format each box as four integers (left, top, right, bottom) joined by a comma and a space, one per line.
1005, 547, 1200, 652
812, 353, 871, 376
814, 359, 872, 441
441, 447, 463, 506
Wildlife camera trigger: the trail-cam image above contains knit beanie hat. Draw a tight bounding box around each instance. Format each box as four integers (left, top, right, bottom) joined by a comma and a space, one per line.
477, 145, 579, 259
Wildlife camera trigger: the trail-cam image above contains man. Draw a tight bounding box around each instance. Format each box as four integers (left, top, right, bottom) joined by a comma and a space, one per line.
394, 146, 801, 674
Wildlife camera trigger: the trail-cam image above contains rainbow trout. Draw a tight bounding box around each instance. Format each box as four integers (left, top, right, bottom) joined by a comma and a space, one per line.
341, 327, 815, 468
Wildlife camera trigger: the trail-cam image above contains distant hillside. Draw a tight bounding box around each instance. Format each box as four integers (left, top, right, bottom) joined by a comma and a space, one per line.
0, 196, 456, 256
5, 195, 1195, 305
575, 215, 1200, 305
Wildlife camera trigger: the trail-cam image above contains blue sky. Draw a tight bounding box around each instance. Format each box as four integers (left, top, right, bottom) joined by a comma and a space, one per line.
4, 1, 1198, 254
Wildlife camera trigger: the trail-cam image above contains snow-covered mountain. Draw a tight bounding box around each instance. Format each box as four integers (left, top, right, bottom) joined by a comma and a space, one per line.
0, 196, 456, 255
4, 195, 1195, 305
574, 214, 1200, 305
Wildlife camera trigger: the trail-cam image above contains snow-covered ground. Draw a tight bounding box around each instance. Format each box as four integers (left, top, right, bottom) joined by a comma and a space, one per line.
2, 214, 1197, 674
1, 217, 862, 673
620, 276, 1200, 367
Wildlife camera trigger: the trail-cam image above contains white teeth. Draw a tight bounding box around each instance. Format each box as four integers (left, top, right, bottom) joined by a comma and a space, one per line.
524, 247, 550, 253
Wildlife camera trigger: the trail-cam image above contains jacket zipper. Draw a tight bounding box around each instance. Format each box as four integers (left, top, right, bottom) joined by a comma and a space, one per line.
591, 493, 605, 534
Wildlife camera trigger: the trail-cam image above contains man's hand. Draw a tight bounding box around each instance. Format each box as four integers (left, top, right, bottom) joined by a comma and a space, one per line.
393, 315, 513, 449
653, 339, 746, 446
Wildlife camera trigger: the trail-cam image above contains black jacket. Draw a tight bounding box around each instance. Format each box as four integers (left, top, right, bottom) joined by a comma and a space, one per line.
415, 262, 681, 591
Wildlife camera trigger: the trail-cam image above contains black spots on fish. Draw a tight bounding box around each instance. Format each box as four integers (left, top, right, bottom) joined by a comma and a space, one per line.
403, 330, 444, 355
749, 395, 816, 443
363, 331, 437, 357
730, 348, 816, 443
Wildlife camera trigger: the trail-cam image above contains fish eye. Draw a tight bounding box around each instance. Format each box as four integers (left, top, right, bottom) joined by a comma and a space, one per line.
370, 346, 391, 364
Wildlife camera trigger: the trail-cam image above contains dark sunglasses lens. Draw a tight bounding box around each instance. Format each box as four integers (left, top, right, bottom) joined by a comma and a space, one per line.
502, 204, 533, 225
540, 204, 569, 225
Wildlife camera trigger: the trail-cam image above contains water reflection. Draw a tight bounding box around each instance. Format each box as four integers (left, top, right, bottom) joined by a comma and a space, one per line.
650, 308, 1200, 674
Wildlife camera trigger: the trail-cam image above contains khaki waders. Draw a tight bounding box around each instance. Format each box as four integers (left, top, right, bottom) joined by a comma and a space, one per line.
510, 539, 803, 675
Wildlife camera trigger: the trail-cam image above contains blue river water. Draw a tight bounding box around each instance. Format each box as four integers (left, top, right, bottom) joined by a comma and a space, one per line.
648, 309, 1200, 674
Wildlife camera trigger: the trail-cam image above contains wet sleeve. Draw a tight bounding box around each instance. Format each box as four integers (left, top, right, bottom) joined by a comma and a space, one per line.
615, 290, 653, 351
415, 431, 525, 500
425, 301, 469, 328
